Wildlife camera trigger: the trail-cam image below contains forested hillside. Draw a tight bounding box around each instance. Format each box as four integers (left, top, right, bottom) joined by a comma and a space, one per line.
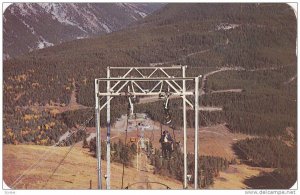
3, 108, 68, 145
204, 65, 297, 136
4, 3, 296, 109
3, 2, 296, 147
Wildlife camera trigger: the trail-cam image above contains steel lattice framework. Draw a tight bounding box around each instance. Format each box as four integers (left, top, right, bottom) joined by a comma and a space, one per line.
95, 66, 201, 189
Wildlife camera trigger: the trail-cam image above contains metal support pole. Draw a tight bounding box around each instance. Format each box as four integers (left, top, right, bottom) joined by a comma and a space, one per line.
194, 76, 200, 189
182, 65, 187, 189
95, 79, 102, 189
106, 67, 111, 189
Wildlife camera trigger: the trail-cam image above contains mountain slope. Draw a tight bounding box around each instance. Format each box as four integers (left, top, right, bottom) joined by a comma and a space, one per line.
3, 3, 296, 108
3, 3, 164, 59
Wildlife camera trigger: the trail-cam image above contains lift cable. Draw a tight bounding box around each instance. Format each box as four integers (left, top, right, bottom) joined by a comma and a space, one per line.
121, 92, 172, 189
11, 95, 105, 189
42, 141, 78, 188
41, 115, 93, 188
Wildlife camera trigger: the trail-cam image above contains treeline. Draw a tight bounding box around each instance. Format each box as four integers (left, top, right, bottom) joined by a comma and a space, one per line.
150, 147, 229, 188
3, 108, 68, 145
89, 138, 137, 166
233, 138, 296, 188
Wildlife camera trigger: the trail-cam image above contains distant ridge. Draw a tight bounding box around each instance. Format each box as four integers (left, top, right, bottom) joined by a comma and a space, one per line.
3, 3, 164, 59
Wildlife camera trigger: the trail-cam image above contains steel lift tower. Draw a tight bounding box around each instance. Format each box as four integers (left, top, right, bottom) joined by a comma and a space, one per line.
95, 66, 201, 189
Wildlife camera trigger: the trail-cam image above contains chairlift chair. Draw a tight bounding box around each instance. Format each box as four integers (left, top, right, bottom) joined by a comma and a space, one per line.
163, 95, 172, 125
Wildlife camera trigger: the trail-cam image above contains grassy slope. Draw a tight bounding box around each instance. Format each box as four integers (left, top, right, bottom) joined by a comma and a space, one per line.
3, 144, 182, 189
212, 164, 273, 189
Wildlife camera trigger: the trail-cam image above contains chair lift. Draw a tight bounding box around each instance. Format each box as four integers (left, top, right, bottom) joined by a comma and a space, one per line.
128, 93, 134, 117
127, 86, 138, 142
163, 86, 172, 125
159, 87, 175, 159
